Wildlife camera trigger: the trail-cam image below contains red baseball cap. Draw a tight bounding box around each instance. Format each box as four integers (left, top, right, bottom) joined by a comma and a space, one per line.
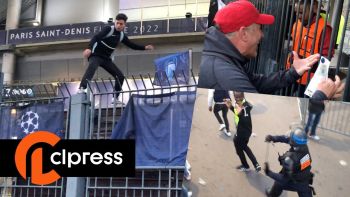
214, 0, 275, 33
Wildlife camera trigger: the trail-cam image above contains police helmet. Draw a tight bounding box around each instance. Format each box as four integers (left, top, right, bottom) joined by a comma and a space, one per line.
289, 127, 307, 146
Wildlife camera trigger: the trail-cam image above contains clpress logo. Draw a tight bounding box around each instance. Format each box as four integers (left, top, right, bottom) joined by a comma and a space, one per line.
0, 131, 135, 185
15, 131, 61, 185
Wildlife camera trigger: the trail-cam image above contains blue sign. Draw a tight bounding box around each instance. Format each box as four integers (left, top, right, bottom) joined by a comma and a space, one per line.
154, 51, 190, 86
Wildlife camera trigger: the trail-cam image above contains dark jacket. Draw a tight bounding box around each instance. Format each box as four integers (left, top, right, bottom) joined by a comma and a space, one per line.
230, 101, 252, 139
88, 25, 145, 59
198, 27, 301, 94
213, 90, 230, 103
268, 135, 313, 183
308, 98, 325, 114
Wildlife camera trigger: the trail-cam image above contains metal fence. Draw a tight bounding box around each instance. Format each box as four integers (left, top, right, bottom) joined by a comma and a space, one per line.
0, 80, 72, 197
0, 71, 196, 197
83, 72, 197, 197
300, 98, 350, 136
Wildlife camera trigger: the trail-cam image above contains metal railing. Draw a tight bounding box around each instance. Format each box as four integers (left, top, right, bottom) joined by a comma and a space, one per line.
300, 98, 350, 136
0, 80, 72, 197
83, 71, 197, 197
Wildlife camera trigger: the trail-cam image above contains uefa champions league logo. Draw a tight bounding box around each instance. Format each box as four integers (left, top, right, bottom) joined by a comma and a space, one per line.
166, 60, 176, 80
20, 111, 39, 134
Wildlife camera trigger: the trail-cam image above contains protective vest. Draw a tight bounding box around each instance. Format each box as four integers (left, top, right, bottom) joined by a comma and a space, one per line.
279, 146, 313, 183
288, 17, 326, 85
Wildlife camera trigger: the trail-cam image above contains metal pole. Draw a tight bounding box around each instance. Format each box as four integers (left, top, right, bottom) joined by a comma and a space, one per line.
66, 93, 90, 197
344, 56, 350, 102
327, 0, 344, 60
0, 72, 3, 102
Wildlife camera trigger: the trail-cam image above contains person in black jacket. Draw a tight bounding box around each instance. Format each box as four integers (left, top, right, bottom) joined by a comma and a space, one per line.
79, 13, 154, 95
225, 92, 261, 172
304, 98, 325, 141
264, 127, 314, 197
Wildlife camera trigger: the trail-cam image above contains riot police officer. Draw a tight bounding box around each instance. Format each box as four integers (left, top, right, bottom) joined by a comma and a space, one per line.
264, 127, 315, 197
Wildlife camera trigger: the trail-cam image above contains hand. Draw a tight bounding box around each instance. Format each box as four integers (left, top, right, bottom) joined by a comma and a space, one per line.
209, 106, 213, 112
145, 45, 154, 50
224, 99, 232, 108
265, 135, 273, 142
264, 162, 270, 175
292, 51, 320, 75
317, 75, 345, 99
83, 49, 92, 59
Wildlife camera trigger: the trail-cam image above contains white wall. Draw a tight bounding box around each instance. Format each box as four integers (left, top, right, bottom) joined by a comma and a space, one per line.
43, 0, 119, 26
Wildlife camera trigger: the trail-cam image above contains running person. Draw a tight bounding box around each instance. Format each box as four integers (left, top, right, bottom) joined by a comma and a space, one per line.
79, 13, 154, 95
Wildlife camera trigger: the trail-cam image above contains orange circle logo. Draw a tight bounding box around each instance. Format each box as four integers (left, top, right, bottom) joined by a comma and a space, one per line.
15, 131, 61, 185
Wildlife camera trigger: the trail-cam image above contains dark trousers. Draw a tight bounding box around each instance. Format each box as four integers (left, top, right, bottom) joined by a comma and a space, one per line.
304, 112, 322, 136
233, 135, 258, 168
268, 174, 312, 197
80, 56, 125, 97
213, 103, 229, 130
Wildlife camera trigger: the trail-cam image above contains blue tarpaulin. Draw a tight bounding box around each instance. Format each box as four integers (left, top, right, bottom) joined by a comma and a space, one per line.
111, 91, 196, 167
0, 102, 65, 139
153, 51, 190, 86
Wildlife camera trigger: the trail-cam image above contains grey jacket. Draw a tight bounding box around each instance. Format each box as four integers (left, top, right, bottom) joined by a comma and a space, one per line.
198, 27, 301, 94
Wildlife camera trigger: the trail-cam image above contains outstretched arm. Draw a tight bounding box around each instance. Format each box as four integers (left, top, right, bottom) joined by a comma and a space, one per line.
249, 52, 320, 94
265, 135, 290, 144
122, 35, 154, 50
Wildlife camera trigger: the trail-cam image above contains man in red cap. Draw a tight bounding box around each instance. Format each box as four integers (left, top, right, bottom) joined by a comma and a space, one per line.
197, 0, 343, 96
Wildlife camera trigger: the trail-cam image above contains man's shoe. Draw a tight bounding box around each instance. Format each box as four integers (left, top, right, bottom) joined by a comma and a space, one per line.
236, 165, 250, 172
77, 88, 87, 94
309, 135, 320, 141
255, 163, 261, 172
224, 130, 232, 137
219, 124, 226, 131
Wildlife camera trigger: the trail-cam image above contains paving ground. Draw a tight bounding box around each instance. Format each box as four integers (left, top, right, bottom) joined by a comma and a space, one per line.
184, 88, 350, 197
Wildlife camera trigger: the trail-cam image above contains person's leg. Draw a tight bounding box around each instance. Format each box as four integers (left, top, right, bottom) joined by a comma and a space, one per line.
233, 136, 249, 168
79, 56, 101, 90
100, 60, 125, 98
267, 181, 284, 197
213, 104, 224, 124
304, 113, 314, 135
242, 138, 259, 168
284, 182, 312, 197
310, 112, 322, 136
221, 105, 230, 131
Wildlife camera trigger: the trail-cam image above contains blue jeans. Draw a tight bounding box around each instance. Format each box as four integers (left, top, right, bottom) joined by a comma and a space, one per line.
304, 112, 322, 136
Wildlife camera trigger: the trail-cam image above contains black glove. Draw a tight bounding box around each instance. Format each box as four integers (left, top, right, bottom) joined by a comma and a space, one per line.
265, 135, 274, 142
264, 162, 270, 175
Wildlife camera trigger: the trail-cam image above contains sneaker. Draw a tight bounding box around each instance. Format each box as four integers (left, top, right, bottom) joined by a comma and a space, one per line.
255, 164, 261, 172
224, 130, 232, 137
110, 98, 125, 106
186, 160, 191, 171
236, 165, 250, 172
77, 88, 87, 94
184, 169, 191, 181
219, 124, 226, 131
309, 135, 320, 141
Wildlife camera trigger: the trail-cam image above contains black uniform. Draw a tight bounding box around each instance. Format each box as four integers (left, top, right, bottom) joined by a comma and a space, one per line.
266, 135, 314, 197
80, 25, 146, 95
229, 101, 259, 169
